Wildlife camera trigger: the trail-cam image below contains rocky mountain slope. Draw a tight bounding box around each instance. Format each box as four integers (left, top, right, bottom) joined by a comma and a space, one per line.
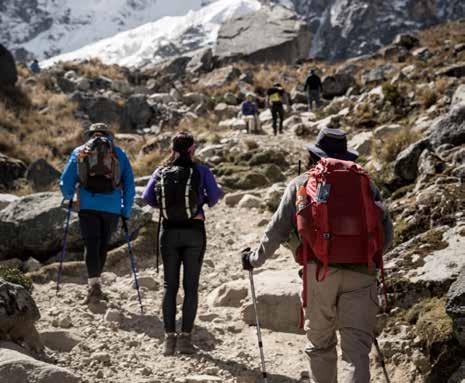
0, 0, 208, 61
4, 0, 465, 65
0, 17, 465, 383
280, 0, 465, 60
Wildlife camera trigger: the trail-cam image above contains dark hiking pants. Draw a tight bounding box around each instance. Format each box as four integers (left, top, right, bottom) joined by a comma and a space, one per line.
160, 221, 206, 333
307, 89, 321, 111
79, 209, 119, 279
271, 103, 284, 135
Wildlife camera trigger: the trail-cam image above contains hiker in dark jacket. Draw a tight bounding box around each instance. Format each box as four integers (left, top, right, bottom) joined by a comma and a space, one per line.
142, 131, 224, 356
242, 127, 393, 383
60, 123, 136, 304
241, 93, 259, 133
266, 83, 287, 135
304, 69, 323, 111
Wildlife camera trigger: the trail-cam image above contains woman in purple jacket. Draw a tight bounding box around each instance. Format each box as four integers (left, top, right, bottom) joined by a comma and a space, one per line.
142, 131, 223, 356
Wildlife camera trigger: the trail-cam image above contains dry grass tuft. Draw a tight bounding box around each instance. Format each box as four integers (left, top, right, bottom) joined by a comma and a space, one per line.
0, 80, 83, 168
371, 128, 421, 164
61, 58, 126, 80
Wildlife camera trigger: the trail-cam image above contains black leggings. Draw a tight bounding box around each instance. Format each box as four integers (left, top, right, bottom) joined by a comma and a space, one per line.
160, 221, 206, 333
78, 210, 119, 279
271, 103, 284, 134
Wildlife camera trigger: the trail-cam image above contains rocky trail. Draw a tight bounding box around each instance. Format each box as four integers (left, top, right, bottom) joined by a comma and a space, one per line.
30, 128, 401, 383
31, 128, 309, 383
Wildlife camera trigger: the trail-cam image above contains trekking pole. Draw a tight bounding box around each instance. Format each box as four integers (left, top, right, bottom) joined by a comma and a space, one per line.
56, 199, 73, 294
122, 217, 144, 314
298, 160, 302, 176
248, 270, 269, 383
374, 337, 391, 383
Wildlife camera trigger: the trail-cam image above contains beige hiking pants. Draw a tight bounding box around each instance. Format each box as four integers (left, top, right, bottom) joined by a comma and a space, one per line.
304, 263, 379, 383
244, 115, 259, 133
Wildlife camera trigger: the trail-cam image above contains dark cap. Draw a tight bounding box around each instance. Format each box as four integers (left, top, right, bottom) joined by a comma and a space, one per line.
305, 128, 358, 161
84, 123, 113, 139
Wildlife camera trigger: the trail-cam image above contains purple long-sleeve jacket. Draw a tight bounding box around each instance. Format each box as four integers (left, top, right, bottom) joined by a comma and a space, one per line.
142, 163, 224, 218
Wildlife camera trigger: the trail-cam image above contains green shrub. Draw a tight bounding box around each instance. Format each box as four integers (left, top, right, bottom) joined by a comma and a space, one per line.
0, 266, 33, 292
382, 83, 404, 108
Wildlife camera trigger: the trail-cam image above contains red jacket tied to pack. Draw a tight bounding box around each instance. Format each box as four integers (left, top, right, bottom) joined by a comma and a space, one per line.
295, 158, 385, 323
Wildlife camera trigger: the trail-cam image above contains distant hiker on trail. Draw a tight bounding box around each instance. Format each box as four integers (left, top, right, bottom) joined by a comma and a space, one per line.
241, 93, 260, 134
304, 69, 323, 111
241, 127, 393, 383
142, 131, 224, 356
266, 83, 287, 136
30, 59, 41, 74
60, 123, 135, 304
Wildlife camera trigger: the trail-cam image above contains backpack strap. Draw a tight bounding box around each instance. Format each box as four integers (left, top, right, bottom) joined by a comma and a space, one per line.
160, 169, 168, 220
184, 167, 194, 219
156, 208, 162, 274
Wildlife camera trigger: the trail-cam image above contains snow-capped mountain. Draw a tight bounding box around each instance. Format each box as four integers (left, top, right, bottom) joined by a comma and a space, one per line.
3, 0, 465, 66
279, 0, 465, 60
0, 0, 211, 60
42, 0, 262, 68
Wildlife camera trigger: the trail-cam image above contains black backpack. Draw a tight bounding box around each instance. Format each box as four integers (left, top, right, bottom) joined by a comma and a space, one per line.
154, 165, 200, 223
77, 136, 121, 193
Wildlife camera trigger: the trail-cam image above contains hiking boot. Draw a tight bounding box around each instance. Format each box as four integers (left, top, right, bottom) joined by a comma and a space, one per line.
163, 333, 177, 356
177, 333, 195, 354
83, 283, 107, 305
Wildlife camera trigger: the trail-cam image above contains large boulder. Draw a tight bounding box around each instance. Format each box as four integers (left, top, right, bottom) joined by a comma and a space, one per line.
394, 139, 431, 182
0, 44, 17, 87
186, 48, 214, 74
215, 5, 312, 65
0, 192, 152, 261
0, 194, 18, 210
71, 93, 122, 125
348, 131, 373, 156
121, 94, 152, 131
154, 56, 191, 79
0, 279, 41, 351
429, 104, 465, 147
241, 269, 302, 333
322, 73, 356, 99
0, 342, 81, 383
392, 33, 420, 50
446, 266, 465, 348
199, 66, 241, 88
207, 281, 248, 308
436, 63, 465, 78
0, 153, 26, 189
25, 159, 61, 191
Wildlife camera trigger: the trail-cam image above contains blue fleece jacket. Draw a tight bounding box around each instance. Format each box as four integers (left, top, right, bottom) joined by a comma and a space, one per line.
60, 144, 136, 218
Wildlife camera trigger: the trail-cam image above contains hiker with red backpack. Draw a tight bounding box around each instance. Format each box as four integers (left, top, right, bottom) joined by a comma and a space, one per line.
60, 123, 135, 304
242, 127, 393, 383
142, 131, 224, 356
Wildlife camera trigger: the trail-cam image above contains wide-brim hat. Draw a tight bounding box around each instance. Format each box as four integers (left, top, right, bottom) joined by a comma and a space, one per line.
305, 127, 358, 161
84, 123, 113, 139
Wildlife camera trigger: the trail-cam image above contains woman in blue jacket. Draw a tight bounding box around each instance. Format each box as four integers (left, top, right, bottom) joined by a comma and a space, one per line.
142, 131, 223, 356
60, 123, 135, 303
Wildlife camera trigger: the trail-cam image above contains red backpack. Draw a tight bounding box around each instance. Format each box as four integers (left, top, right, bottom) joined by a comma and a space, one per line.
295, 158, 385, 324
